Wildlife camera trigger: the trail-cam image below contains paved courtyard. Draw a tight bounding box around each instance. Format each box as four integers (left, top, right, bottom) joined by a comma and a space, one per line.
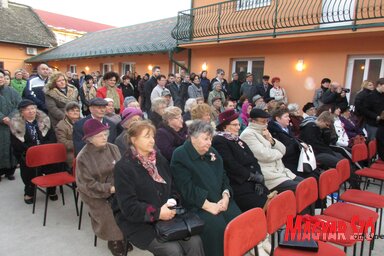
0, 170, 383, 256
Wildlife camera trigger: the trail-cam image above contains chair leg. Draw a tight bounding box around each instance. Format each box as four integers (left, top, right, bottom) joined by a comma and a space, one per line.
380, 181, 383, 195
379, 208, 383, 237
60, 185, 65, 205
32, 186, 37, 214
72, 185, 79, 216
94, 235, 97, 247
254, 246, 259, 256
43, 189, 49, 226
78, 201, 83, 230
360, 239, 365, 256
353, 243, 357, 256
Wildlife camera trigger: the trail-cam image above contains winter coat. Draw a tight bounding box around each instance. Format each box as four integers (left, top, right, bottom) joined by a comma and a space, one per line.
269, 86, 288, 104
45, 84, 78, 128
118, 82, 135, 98
362, 89, 384, 127
321, 89, 348, 110
23, 75, 48, 112
240, 122, 296, 190
170, 140, 241, 256
188, 83, 204, 99
55, 116, 76, 168
377, 124, 384, 161
96, 86, 124, 113
239, 82, 253, 99
169, 82, 188, 111
339, 115, 364, 139
313, 86, 328, 108
143, 76, 157, 112
76, 143, 123, 241
155, 123, 187, 161
0, 85, 21, 169
112, 149, 176, 249
200, 77, 211, 100
354, 88, 372, 116
10, 79, 27, 96
299, 121, 334, 155
207, 89, 225, 106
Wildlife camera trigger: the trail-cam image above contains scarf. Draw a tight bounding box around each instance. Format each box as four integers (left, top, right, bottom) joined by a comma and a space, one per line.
25, 120, 40, 145
131, 146, 166, 184
106, 85, 120, 110
82, 83, 97, 103
217, 131, 239, 141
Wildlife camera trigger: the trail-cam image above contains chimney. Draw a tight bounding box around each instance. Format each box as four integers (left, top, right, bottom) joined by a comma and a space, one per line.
0, 0, 8, 8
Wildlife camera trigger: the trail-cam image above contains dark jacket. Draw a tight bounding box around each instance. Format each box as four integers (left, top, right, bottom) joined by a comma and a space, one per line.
200, 77, 211, 100
149, 111, 163, 129
143, 76, 157, 112
112, 150, 177, 249
268, 121, 301, 173
299, 121, 334, 155
22, 75, 48, 112
253, 83, 273, 98
169, 82, 188, 111
362, 89, 384, 127
377, 124, 384, 161
321, 89, 348, 110
72, 115, 117, 156
118, 82, 135, 98
228, 79, 241, 100
155, 123, 187, 162
354, 88, 372, 116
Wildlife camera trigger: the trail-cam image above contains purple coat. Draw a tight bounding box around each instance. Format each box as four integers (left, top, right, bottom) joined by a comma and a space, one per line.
339, 116, 364, 139
155, 123, 188, 161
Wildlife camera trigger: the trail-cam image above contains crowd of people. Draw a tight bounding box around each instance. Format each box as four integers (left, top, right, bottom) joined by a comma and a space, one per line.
1, 63, 384, 256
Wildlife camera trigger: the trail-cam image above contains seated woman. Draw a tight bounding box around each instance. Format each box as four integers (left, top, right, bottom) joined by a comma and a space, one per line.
149, 97, 167, 128
155, 106, 188, 162
332, 105, 350, 149
240, 108, 303, 193
187, 103, 215, 129
76, 119, 130, 256
112, 121, 204, 256
171, 120, 241, 256
10, 99, 57, 204
339, 106, 365, 146
288, 103, 304, 138
183, 98, 197, 122
55, 102, 81, 171
104, 98, 122, 125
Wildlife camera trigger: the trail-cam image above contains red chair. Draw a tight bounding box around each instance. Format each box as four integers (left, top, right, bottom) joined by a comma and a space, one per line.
352, 143, 384, 194
224, 208, 266, 256
266, 190, 346, 256
295, 177, 361, 254
368, 140, 384, 170
26, 143, 78, 226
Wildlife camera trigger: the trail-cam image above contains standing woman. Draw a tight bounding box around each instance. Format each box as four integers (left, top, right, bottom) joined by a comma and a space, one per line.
11, 69, 27, 96
79, 75, 97, 116
188, 74, 204, 99
44, 72, 78, 128
10, 99, 57, 204
0, 69, 21, 181
171, 120, 241, 256
269, 77, 288, 104
76, 119, 130, 256
97, 72, 124, 114
112, 120, 204, 256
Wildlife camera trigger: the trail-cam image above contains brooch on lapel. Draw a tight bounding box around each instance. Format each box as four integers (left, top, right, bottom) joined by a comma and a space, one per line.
238, 141, 245, 149
210, 153, 216, 162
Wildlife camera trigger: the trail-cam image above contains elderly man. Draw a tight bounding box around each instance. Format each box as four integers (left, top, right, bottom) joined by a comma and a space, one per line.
72, 98, 117, 155
321, 81, 348, 110
240, 72, 255, 101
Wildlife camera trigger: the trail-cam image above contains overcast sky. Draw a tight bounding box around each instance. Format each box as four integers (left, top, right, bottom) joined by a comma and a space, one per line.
14, 0, 191, 27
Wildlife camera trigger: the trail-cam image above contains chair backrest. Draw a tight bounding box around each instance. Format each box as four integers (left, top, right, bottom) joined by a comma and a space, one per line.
319, 168, 339, 200
352, 143, 368, 163
368, 139, 377, 160
295, 177, 318, 214
26, 143, 67, 168
266, 190, 296, 235
224, 208, 267, 256
336, 159, 350, 184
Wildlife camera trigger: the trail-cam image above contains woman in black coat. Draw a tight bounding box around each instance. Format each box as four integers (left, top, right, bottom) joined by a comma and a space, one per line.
212, 109, 269, 212
112, 120, 204, 256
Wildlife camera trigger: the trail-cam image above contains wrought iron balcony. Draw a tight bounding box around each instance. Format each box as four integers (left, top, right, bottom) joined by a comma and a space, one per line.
172, 0, 384, 44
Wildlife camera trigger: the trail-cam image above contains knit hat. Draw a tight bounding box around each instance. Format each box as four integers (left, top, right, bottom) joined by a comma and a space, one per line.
121, 107, 143, 126
250, 108, 270, 119
302, 102, 315, 113
82, 119, 109, 140
216, 109, 239, 131
123, 96, 137, 107
18, 99, 36, 110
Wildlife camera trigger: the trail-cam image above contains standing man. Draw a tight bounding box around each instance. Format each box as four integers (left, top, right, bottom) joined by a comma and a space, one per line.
22, 63, 50, 113
321, 82, 348, 110
150, 75, 168, 102
169, 73, 188, 111
313, 78, 331, 108
254, 75, 273, 98
210, 68, 228, 97
143, 66, 160, 114
240, 73, 255, 101
228, 72, 241, 101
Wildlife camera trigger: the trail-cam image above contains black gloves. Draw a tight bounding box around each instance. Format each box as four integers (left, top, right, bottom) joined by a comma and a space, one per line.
248, 172, 264, 184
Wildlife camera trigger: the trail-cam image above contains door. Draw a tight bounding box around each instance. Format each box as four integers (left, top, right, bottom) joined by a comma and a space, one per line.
232, 59, 265, 84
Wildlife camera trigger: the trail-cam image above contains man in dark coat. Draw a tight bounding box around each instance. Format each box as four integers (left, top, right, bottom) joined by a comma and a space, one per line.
253, 75, 273, 99
227, 72, 241, 101
73, 98, 117, 156
22, 63, 49, 113
143, 66, 160, 114
169, 73, 188, 111
321, 81, 349, 110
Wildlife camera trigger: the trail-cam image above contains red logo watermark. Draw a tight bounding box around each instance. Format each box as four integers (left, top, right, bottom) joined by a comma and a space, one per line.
285, 215, 378, 241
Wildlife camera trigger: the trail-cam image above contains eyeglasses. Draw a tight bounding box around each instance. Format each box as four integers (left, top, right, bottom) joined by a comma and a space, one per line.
228, 123, 240, 127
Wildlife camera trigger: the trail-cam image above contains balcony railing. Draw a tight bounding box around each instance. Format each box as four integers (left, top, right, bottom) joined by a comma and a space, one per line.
172, 0, 384, 43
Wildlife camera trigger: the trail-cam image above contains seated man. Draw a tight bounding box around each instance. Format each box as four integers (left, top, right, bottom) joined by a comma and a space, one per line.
240, 108, 304, 193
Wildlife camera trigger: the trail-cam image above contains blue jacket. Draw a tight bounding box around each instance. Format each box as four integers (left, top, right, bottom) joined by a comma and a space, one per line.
22, 75, 48, 112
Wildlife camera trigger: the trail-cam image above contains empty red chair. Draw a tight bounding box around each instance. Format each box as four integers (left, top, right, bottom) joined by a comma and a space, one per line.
224, 208, 266, 256
368, 140, 384, 170
266, 190, 346, 256
26, 143, 78, 226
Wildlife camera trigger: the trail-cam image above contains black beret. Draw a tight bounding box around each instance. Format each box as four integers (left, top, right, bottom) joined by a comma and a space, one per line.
250, 108, 271, 119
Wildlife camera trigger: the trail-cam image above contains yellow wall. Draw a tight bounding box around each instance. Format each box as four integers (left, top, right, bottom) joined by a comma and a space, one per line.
189, 33, 384, 107
0, 42, 45, 74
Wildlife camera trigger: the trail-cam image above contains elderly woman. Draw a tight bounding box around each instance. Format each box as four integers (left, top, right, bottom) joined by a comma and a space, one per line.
269, 77, 288, 104
210, 97, 223, 122
207, 81, 225, 106
149, 97, 167, 128
240, 108, 303, 193
44, 72, 78, 128
104, 98, 122, 125
79, 75, 97, 116
123, 96, 140, 109
76, 119, 129, 256
10, 69, 27, 96
55, 102, 80, 171
115, 107, 143, 155
10, 99, 57, 204
183, 98, 197, 122
171, 120, 241, 256
287, 103, 304, 138
97, 71, 124, 114
112, 121, 204, 256
0, 70, 21, 181
155, 106, 187, 161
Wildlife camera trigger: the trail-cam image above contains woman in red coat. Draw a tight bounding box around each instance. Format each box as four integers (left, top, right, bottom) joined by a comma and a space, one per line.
97, 72, 124, 114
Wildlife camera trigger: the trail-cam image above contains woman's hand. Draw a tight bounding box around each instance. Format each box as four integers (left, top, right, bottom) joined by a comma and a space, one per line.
202, 200, 222, 215
217, 195, 229, 212
159, 203, 176, 221
110, 186, 115, 194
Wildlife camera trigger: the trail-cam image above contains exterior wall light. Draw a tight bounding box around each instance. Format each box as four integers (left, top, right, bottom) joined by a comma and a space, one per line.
85, 66, 90, 72
148, 65, 153, 71
295, 59, 305, 72
202, 62, 207, 70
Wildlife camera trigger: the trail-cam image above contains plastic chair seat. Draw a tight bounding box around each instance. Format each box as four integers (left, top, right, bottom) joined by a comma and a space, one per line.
32, 172, 75, 187
274, 240, 346, 256
355, 168, 384, 179
340, 189, 384, 208
370, 163, 384, 170
323, 202, 379, 223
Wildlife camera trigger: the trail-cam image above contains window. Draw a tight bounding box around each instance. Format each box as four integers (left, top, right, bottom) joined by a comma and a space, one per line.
232, 58, 265, 84
121, 62, 135, 75
237, 0, 271, 11
345, 56, 384, 104
103, 63, 113, 74
69, 65, 77, 74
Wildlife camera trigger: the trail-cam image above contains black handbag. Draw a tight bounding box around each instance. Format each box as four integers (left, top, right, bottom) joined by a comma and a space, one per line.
155, 210, 205, 243
278, 229, 319, 252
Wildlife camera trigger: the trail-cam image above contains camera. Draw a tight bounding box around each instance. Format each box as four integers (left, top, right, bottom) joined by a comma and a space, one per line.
342, 88, 351, 93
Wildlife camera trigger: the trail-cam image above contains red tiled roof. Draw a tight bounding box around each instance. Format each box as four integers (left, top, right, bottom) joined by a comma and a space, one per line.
34, 9, 115, 33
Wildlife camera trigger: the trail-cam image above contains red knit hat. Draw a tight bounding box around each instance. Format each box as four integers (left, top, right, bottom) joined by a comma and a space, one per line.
82, 119, 109, 140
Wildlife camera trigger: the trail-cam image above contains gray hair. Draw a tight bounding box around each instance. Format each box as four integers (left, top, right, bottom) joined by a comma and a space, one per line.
287, 103, 300, 113
151, 97, 167, 112
184, 98, 197, 113
162, 106, 182, 123
123, 96, 137, 108
65, 101, 80, 112
254, 102, 267, 111
188, 120, 214, 138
